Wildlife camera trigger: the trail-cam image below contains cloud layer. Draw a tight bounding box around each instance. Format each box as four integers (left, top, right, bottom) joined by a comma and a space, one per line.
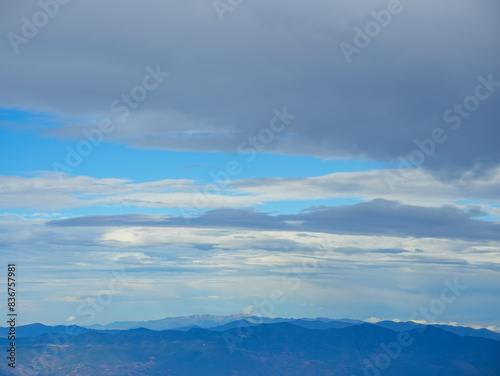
1, 0, 499, 178
47, 199, 500, 241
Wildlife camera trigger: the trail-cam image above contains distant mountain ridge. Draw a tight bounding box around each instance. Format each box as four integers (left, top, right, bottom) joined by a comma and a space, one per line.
1, 315, 499, 342
83, 314, 500, 342
84, 313, 361, 330
374, 320, 500, 342
0, 321, 499, 375
0, 323, 90, 339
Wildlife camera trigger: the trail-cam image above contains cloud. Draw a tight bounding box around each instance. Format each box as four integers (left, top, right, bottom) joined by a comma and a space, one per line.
2, 168, 500, 213
3, 212, 499, 327
233, 167, 500, 204
1, 0, 499, 178
334, 247, 408, 255
365, 317, 383, 323
48, 199, 500, 241
0, 173, 228, 210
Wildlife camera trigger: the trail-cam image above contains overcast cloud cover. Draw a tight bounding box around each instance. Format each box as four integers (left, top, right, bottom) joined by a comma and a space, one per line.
0, 0, 499, 329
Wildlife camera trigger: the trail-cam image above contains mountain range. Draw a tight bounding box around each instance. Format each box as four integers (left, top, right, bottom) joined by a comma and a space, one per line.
6, 314, 497, 340
1, 315, 499, 375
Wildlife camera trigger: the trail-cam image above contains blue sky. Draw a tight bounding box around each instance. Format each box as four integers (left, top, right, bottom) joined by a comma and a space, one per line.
0, 0, 499, 331
0, 108, 392, 181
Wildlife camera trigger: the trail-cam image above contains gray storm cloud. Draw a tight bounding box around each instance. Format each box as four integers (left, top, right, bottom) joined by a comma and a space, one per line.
1, 0, 499, 179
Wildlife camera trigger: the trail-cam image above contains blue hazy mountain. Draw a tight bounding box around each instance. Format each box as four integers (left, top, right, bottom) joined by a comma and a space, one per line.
81, 314, 500, 342
0, 323, 89, 339
1, 321, 499, 375
373, 320, 500, 341
85, 313, 267, 330
208, 318, 362, 332
85, 314, 364, 331
3, 315, 498, 342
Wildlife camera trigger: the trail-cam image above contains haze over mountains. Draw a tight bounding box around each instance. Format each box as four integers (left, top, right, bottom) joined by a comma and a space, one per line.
1, 317, 499, 376
85, 314, 363, 331
3, 314, 499, 342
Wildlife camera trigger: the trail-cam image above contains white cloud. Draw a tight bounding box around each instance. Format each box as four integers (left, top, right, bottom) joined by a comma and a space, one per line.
1, 168, 500, 220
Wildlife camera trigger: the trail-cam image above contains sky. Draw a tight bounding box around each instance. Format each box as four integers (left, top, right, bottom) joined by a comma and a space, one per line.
0, 0, 499, 331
